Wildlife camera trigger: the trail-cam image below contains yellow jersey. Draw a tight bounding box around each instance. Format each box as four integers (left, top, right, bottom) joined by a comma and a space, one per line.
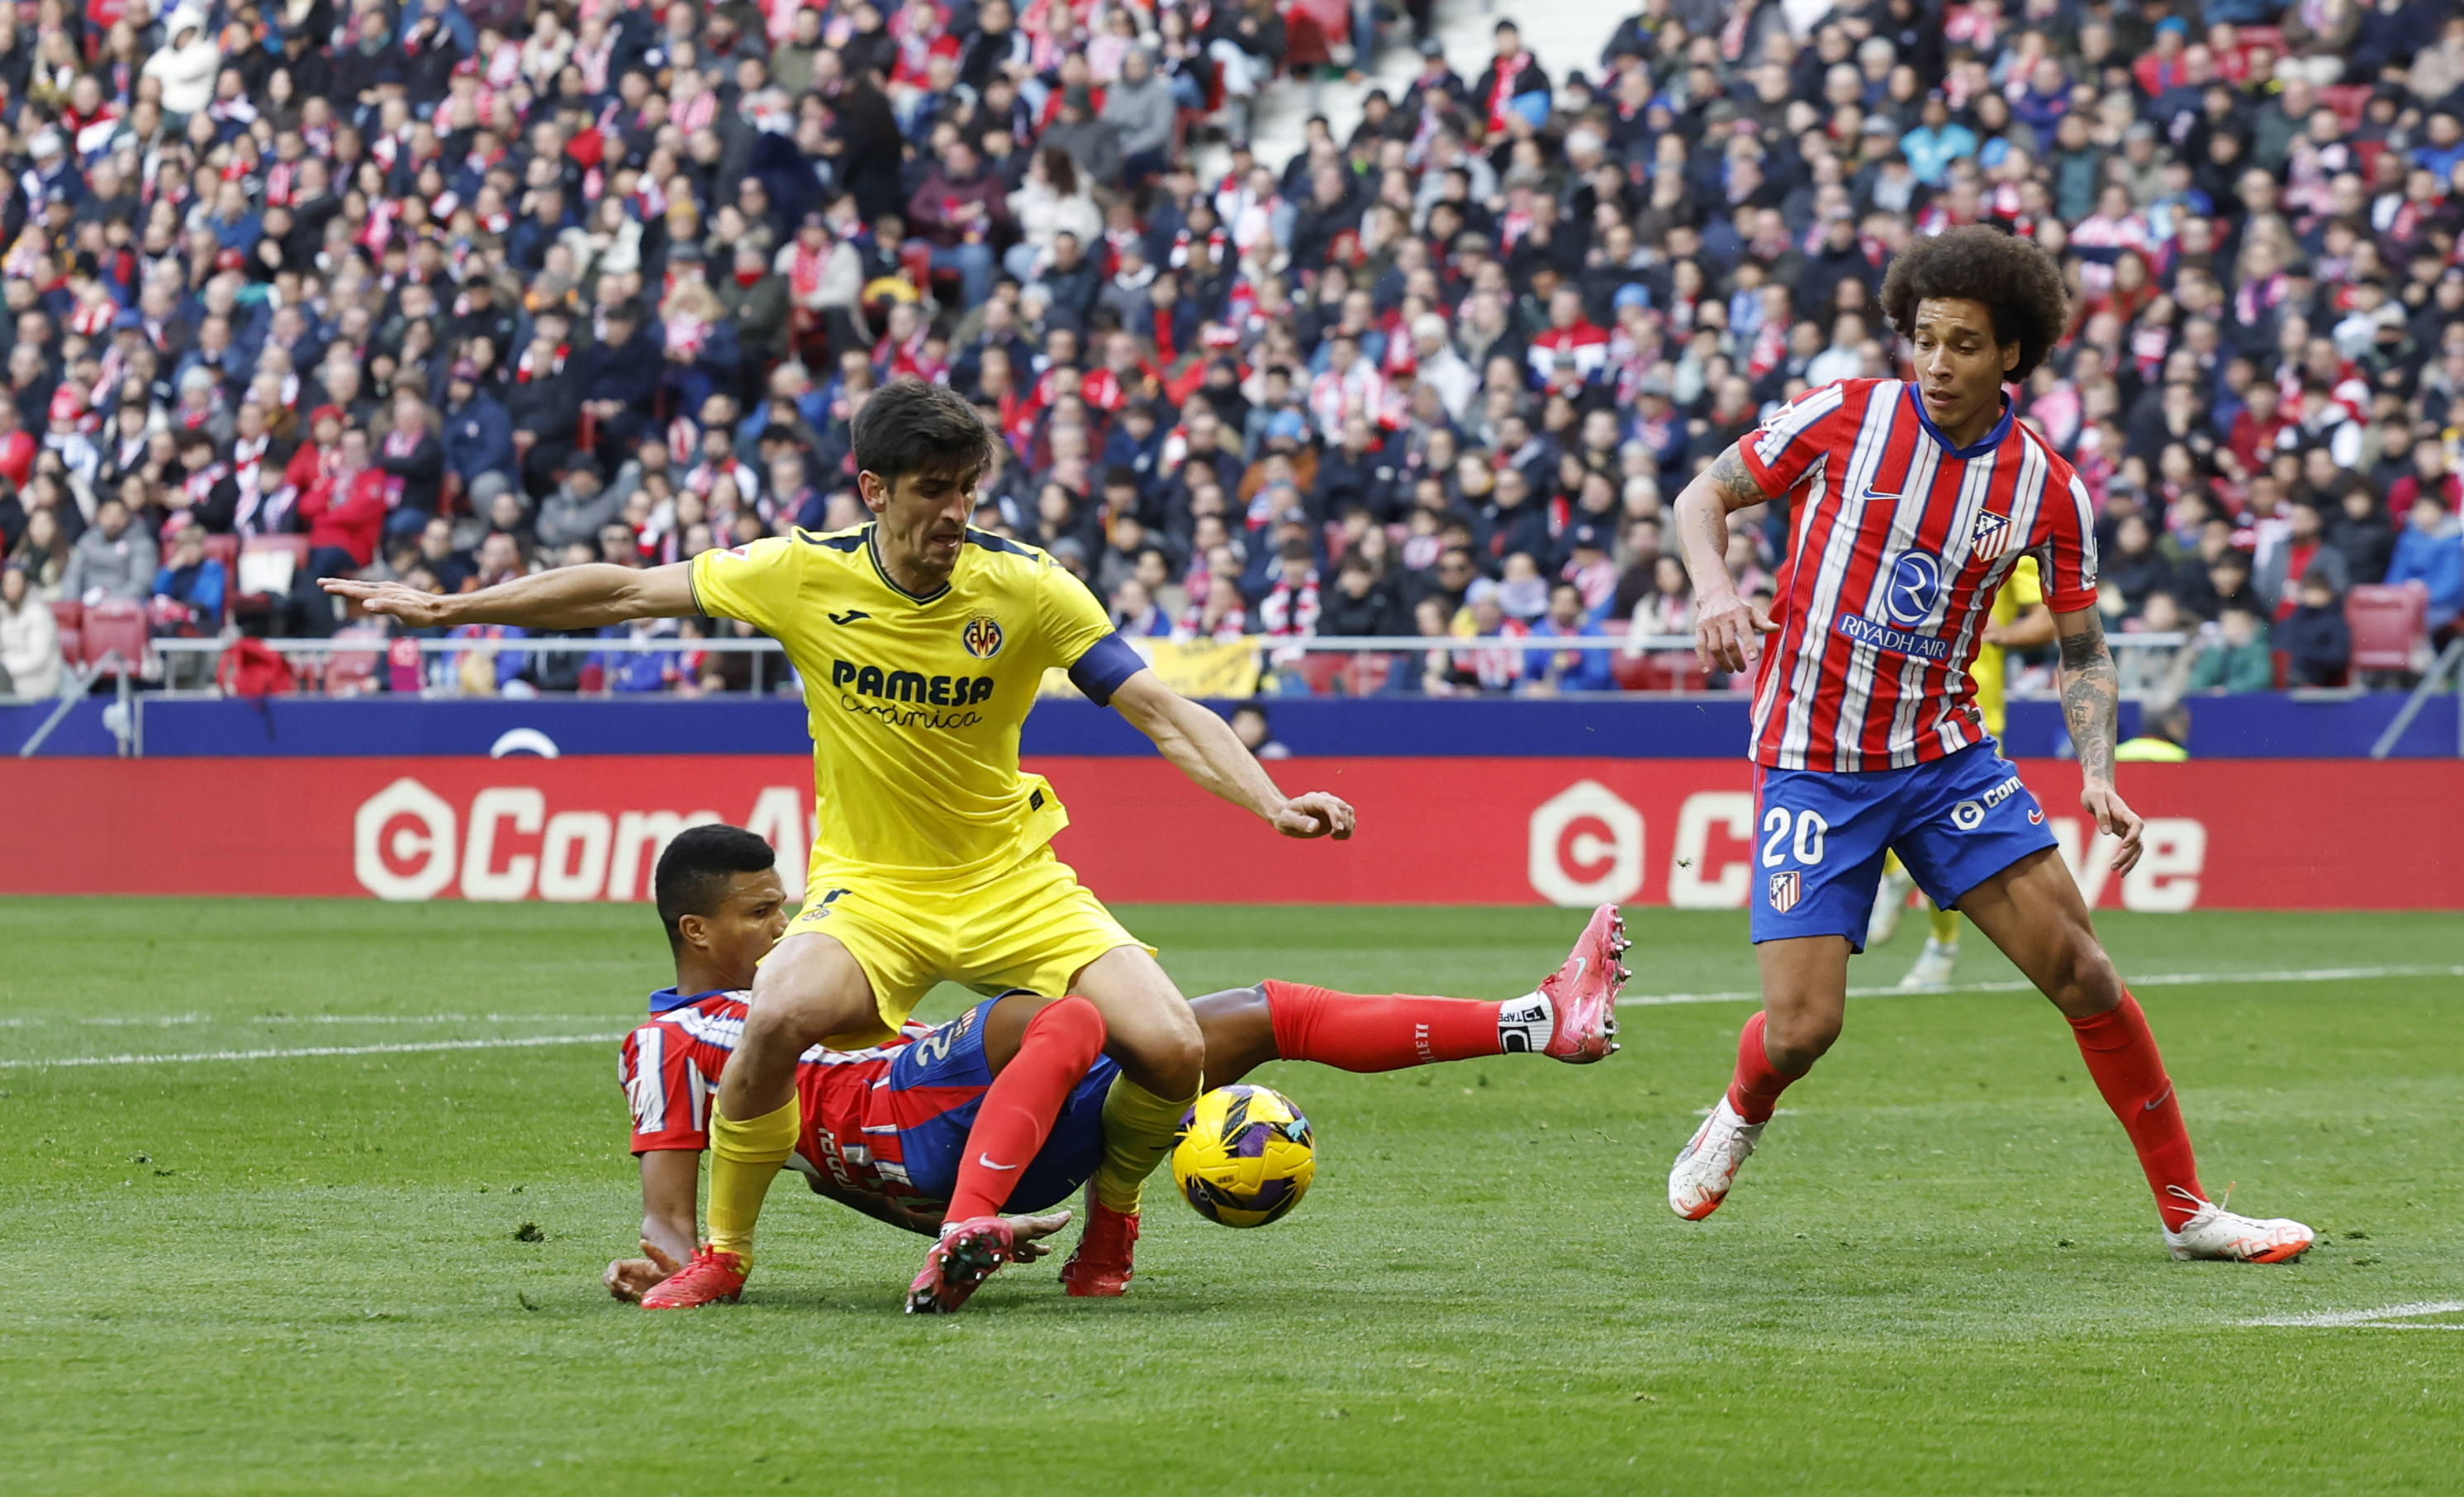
1970, 555, 2041, 739
690, 525, 1140, 882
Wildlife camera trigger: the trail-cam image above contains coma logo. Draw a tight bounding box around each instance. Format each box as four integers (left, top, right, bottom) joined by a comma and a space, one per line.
1884, 552, 1944, 625
1526, 780, 1645, 906
353, 777, 458, 901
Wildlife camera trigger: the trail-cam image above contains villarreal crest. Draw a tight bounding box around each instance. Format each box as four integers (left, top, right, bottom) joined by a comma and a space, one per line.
961, 615, 1004, 658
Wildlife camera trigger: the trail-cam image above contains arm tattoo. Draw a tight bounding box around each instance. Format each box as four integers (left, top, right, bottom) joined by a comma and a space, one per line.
1707, 446, 1768, 508
2058, 613, 2120, 787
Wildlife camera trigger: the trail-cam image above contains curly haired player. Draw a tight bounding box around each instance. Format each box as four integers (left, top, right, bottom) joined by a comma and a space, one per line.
605, 826, 1628, 1314
1660, 226, 2310, 1263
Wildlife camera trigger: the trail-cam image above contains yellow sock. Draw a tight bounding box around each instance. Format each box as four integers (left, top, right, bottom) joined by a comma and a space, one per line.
706, 1096, 799, 1266
1089, 1072, 1195, 1215
1927, 905, 1959, 946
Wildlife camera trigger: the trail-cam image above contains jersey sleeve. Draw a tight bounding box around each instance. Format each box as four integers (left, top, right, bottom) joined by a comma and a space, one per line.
620, 1023, 714, 1153
688, 537, 803, 634
1034, 554, 1146, 705
1736, 379, 1857, 497
2032, 473, 2099, 614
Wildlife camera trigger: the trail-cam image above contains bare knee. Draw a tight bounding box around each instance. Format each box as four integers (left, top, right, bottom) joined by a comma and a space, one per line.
1135, 1025, 1206, 1099
1764, 1009, 1841, 1074
2042, 940, 2123, 1019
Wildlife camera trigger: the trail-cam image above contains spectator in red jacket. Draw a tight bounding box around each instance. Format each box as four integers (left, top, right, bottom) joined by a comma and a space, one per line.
291, 426, 391, 636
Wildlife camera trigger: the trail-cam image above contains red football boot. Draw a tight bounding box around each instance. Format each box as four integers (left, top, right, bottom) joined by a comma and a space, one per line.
1540, 902, 1630, 1063
906, 1216, 1018, 1314
639, 1245, 747, 1309
1057, 1198, 1139, 1297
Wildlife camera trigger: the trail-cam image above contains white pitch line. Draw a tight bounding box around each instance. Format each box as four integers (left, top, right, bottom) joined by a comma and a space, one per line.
1618, 963, 2464, 1008
0, 1032, 629, 1069
2243, 1300, 2464, 1328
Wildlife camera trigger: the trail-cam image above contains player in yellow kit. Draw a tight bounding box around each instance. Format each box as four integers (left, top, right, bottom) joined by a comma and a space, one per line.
325, 378, 1356, 1308
1867, 556, 2056, 986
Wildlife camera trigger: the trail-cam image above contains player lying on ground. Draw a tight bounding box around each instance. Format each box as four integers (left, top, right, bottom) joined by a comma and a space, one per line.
1664, 226, 2310, 1262
605, 825, 1627, 1312
330, 380, 1357, 1309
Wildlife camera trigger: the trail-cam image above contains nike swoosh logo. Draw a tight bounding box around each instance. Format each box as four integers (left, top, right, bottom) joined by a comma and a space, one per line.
977, 1155, 1021, 1171
2144, 1087, 2173, 1112
828, 610, 870, 625
1861, 488, 1904, 504
1569, 957, 1587, 984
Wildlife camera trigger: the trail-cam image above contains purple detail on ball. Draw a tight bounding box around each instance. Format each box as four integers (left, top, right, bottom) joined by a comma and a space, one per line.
1246, 1177, 1291, 1210
1233, 1123, 1270, 1159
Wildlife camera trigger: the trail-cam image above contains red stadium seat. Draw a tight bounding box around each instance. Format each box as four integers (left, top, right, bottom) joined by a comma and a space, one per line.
2346, 582, 2428, 672
320, 643, 380, 696
1296, 650, 1347, 695
54, 621, 80, 668
2319, 84, 2371, 131
78, 600, 150, 676
1336, 651, 1393, 696
48, 598, 81, 634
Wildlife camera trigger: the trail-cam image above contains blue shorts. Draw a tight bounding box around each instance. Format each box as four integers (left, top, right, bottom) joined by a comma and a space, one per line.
881, 996, 1118, 1214
1749, 739, 2058, 952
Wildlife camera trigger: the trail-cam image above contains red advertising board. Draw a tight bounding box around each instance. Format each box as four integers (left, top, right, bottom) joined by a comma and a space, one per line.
0, 757, 2457, 910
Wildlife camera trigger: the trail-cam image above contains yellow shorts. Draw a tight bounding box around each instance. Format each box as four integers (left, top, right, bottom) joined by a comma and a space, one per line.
776, 844, 1151, 1047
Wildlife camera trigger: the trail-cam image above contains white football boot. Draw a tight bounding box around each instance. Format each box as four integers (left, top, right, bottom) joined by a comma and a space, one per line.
1668, 1097, 1764, 1220
1866, 865, 1916, 948
2162, 1187, 2314, 1263
1898, 937, 1959, 991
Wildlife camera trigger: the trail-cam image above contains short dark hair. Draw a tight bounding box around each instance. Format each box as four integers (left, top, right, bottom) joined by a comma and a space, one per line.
851, 378, 995, 489
1879, 225, 2069, 383
653, 825, 778, 951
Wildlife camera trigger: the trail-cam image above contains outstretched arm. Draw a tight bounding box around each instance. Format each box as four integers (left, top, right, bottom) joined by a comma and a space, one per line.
1108, 670, 1355, 839
2054, 606, 2145, 876
323, 560, 699, 630
1675, 444, 1784, 672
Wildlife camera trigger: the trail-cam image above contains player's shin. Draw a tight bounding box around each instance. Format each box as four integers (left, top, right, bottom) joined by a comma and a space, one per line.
1261, 979, 1510, 1071
942, 997, 1108, 1223
1726, 1011, 1806, 1124
2067, 992, 2206, 1229
705, 1097, 800, 1267
1088, 1072, 1193, 1214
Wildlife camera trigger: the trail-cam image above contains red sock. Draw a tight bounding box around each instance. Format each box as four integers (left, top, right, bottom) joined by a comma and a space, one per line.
2068, 992, 2205, 1230
1725, 1011, 1804, 1124
1262, 980, 1507, 1072
942, 996, 1108, 1224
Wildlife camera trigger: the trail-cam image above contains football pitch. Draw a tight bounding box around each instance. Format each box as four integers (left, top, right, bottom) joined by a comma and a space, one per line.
1, 899, 2458, 1496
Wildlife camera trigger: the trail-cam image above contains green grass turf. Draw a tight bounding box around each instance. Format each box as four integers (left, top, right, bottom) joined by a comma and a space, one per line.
1, 899, 2459, 1495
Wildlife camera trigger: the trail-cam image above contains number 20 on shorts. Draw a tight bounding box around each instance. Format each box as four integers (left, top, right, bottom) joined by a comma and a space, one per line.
1760, 808, 1830, 867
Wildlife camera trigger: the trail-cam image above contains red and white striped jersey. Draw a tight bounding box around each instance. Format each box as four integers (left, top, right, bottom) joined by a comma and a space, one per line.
619, 990, 934, 1199
1736, 378, 2097, 772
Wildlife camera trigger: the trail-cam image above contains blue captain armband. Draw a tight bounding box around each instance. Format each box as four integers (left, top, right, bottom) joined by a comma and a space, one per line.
1067, 632, 1147, 706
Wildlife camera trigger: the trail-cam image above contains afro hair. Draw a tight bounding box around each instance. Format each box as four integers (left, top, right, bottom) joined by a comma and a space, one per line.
1879, 225, 2071, 383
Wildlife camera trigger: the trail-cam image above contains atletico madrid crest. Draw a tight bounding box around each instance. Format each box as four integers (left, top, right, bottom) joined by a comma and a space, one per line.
1970, 511, 2012, 562
1768, 869, 1802, 914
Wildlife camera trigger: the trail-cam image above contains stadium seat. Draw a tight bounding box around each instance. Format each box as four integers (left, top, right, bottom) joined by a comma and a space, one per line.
319, 641, 382, 696
2346, 582, 2428, 673
1336, 651, 1393, 696
48, 598, 81, 634
78, 600, 150, 677
1297, 650, 1347, 695
2320, 84, 2371, 131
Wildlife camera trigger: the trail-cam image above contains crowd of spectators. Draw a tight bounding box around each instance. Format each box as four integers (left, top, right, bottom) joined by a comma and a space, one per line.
0, 0, 2461, 704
